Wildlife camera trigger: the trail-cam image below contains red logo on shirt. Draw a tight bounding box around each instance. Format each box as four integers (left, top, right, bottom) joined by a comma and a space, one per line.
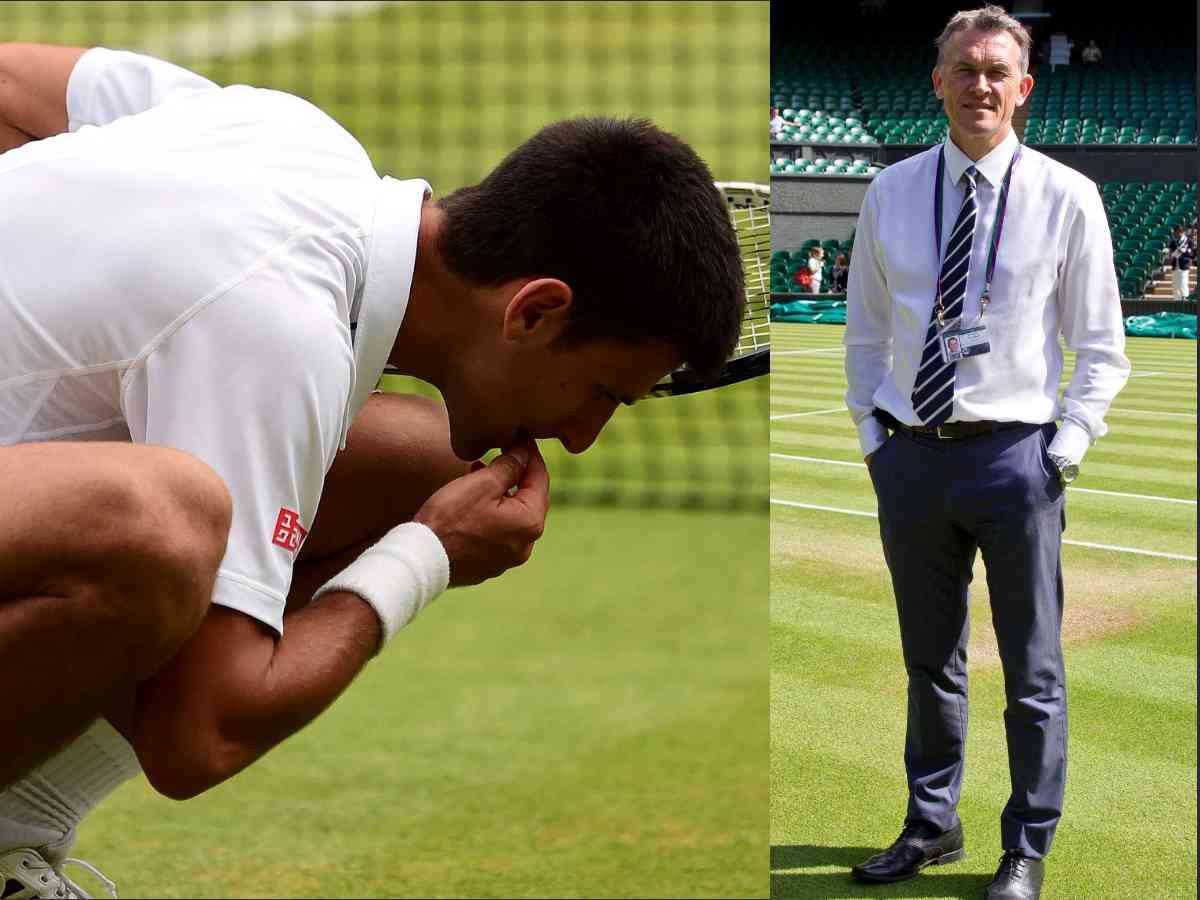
272, 507, 308, 553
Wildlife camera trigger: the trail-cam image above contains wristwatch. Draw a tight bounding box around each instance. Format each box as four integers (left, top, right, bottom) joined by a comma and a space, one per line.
1047, 453, 1079, 487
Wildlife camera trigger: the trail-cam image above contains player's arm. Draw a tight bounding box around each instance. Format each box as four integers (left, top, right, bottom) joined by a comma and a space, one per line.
0, 43, 218, 152
843, 183, 893, 461
0, 43, 86, 148
129, 442, 549, 800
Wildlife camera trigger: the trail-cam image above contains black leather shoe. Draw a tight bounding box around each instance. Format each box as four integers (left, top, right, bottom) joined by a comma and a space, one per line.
850, 821, 965, 883
983, 851, 1044, 899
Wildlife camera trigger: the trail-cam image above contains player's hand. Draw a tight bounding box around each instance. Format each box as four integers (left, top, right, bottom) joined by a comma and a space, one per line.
412, 435, 549, 587
864, 452, 874, 467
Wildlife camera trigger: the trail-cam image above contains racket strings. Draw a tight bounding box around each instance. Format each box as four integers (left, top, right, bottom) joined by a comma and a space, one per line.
725, 185, 772, 363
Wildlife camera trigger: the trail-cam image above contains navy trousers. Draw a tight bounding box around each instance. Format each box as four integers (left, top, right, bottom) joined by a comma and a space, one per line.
868, 421, 1067, 859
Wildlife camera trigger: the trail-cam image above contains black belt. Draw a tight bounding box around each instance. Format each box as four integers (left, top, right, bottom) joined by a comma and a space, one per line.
873, 409, 1030, 441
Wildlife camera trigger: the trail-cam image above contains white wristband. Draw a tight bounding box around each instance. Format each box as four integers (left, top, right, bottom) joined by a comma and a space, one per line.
312, 522, 450, 651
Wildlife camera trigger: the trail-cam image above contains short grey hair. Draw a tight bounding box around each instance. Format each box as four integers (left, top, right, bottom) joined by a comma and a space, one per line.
935, 5, 1032, 75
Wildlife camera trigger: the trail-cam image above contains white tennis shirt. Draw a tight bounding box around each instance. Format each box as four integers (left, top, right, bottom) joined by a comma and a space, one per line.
0, 48, 431, 634
845, 130, 1131, 461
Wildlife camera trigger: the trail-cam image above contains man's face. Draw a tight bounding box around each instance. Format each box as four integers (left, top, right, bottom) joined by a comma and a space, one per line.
933, 27, 1033, 154
441, 336, 682, 462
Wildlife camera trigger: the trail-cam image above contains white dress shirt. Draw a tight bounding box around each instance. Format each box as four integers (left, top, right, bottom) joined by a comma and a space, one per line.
0, 48, 430, 634
844, 129, 1130, 462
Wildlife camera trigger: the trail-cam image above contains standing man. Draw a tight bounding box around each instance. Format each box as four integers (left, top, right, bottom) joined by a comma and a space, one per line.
1168, 225, 1192, 300
771, 106, 787, 140
843, 7, 1129, 900
0, 42, 744, 897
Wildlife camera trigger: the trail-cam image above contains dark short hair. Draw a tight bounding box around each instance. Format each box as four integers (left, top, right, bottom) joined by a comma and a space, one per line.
436, 117, 744, 378
936, 5, 1032, 75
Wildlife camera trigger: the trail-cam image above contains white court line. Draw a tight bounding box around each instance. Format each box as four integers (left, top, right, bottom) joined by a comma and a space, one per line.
771, 498, 876, 518
1127, 371, 1170, 379
772, 452, 864, 468
1071, 486, 1196, 506
141, 1, 405, 63
770, 499, 1197, 561
774, 347, 845, 356
1060, 540, 1196, 562
770, 453, 1197, 505
770, 406, 848, 421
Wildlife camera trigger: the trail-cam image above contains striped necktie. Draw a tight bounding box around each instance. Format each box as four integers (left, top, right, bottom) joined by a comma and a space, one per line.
911, 165, 977, 426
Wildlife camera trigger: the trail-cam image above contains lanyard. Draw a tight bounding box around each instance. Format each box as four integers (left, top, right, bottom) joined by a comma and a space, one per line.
933, 144, 1021, 325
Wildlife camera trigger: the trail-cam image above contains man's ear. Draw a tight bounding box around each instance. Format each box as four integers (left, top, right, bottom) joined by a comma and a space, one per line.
1015, 72, 1034, 107
501, 278, 573, 342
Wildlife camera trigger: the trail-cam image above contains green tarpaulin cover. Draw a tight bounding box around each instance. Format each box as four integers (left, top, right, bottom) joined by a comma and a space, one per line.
1124, 313, 1197, 339
772, 303, 1197, 340
770, 299, 847, 324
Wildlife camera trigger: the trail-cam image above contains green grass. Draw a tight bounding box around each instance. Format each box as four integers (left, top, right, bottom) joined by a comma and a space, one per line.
77, 506, 767, 899
770, 324, 1197, 900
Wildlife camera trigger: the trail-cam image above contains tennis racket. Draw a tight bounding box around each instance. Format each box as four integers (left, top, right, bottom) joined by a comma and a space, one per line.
648, 181, 770, 397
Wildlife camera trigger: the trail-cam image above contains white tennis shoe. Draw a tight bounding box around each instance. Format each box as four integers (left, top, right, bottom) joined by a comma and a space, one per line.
0, 849, 116, 899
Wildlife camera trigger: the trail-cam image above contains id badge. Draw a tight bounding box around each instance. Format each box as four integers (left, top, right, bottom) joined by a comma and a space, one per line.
939, 323, 991, 363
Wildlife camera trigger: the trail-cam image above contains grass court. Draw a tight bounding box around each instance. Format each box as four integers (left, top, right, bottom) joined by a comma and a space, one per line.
82, 505, 767, 898
770, 322, 1197, 899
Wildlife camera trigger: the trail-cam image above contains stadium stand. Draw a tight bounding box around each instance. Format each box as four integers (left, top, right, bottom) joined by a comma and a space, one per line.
772, 19, 1195, 154
771, 240, 853, 295
771, 2, 1197, 319
1104, 182, 1198, 298
771, 32, 951, 150
1024, 65, 1196, 146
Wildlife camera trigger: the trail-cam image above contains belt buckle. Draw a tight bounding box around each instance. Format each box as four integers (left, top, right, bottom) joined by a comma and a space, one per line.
935, 425, 953, 440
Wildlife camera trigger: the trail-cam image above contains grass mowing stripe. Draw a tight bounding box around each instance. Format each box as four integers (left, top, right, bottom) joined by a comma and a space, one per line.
1071, 642, 1198, 709
772, 448, 1195, 501
1110, 407, 1196, 418
767, 442, 1200, 502
770, 481, 1196, 557
771, 451, 1197, 505
774, 347, 845, 356
772, 499, 1197, 561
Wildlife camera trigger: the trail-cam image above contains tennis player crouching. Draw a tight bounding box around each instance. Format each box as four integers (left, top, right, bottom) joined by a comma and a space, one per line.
0, 43, 744, 896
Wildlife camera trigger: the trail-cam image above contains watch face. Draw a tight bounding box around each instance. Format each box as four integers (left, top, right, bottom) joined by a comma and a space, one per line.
1061, 464, 1080, 484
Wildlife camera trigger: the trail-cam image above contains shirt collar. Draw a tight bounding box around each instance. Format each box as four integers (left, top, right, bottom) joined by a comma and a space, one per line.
344, 176, 431, 446
943, 128, 1019, 188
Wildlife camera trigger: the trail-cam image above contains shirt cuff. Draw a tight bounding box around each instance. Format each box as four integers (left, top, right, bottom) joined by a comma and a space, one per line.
1047, 418, 1092, 466
857, 415, 889, 458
